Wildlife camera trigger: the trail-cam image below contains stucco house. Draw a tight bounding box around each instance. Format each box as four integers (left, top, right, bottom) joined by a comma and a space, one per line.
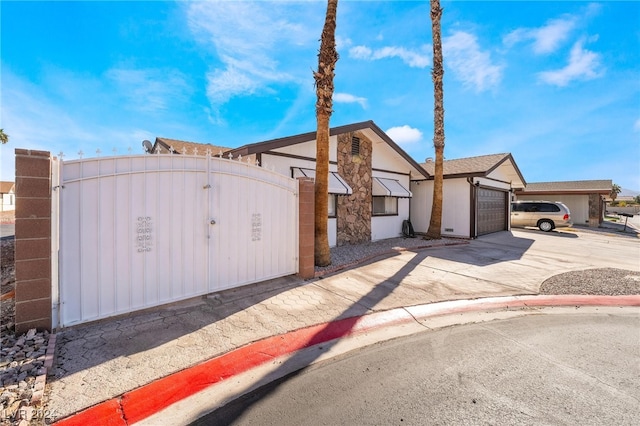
0, 181, 15, 212
150, 121, 429, 246
224, 121, 429, 246
148, 126, 531, 242
410, 153, 526, 238
514, 180, 611, 227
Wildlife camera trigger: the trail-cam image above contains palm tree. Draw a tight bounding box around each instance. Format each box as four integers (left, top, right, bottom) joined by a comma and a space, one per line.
426, 0, 445, 240
610, 183, 621, 202
0, 129, 8, 144
313, 0, 339, 266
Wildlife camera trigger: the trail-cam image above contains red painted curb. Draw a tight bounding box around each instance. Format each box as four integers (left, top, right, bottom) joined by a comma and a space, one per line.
53, 399, 124, 426
52, 295, 639, 425
53, 309, 413, 426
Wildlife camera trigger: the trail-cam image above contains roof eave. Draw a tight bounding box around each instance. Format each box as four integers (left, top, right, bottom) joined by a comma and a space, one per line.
226, 120, 431, 179
515, 189, 611, 195
486, 153, 527, 187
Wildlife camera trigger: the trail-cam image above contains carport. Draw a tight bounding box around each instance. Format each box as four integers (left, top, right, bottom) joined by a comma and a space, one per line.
515, 180, 612, 227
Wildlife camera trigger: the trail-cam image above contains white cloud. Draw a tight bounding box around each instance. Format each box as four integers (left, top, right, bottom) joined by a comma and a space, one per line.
186, 1, 319, 108
336, 35, 352, 51
0, 69, 165, 179
504, 16, 576, 54
205, 66, 260, 106
334, 93, 367, 109
443, 31, 502, 92
386, 125, 423, 145
349, 45, 372, 60
2, 73, 97, 148
107, 68, 190, 113
538, 38, 604, 86
503, 4, 602, 55
633, 118, 640, 133
348, 45, 430, 68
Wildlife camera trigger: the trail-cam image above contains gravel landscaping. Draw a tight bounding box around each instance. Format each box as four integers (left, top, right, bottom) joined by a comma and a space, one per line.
314, 235, 463, 275
539, 268, 640, 296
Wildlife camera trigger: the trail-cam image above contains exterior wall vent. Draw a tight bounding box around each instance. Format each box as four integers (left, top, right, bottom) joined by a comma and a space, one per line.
351, 136, 360, 156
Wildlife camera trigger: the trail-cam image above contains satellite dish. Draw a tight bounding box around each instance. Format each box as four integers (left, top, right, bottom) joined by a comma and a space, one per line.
142, 140, 153, 153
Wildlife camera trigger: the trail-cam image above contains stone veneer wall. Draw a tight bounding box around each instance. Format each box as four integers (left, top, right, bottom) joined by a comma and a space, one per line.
588, 193, 602, 227
336, 131, 372, 246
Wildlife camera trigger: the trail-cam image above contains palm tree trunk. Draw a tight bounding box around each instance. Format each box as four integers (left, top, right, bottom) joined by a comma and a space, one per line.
426, 0, 445, 240
313, 0, 339, 266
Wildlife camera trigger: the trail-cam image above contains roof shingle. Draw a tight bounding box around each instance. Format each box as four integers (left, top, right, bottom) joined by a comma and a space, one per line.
152, 137, 230, 155
517, 179, 612, 193
0, 181, 15, 194
421, 153, 511, 176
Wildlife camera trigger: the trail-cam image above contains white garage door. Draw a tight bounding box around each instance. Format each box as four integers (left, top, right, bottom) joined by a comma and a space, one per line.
477, 188, 507, 235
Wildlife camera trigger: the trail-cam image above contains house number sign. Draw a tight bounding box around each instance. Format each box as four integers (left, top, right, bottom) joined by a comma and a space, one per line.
136, 216, 153, 252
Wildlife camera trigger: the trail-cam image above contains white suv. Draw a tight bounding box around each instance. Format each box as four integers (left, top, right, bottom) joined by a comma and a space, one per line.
511, 201, 573, 232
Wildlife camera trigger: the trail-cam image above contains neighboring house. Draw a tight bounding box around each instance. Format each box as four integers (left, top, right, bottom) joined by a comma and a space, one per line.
514, 180, 611, 227
224, 121, 429, 246
147, 137, 230, 156
0, 181, 15, 212
410, 153, 526, 238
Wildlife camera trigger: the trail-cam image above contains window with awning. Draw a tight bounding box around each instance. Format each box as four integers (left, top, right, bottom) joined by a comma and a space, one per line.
292, 168, 353, 195
372, 177, 412, 198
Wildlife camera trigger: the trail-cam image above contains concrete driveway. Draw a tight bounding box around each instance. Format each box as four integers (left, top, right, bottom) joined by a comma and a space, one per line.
47, 228, 640, 423
317, 228, 639, 313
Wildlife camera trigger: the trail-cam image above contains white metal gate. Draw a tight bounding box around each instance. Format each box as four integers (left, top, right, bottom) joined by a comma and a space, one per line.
55, 153, 298, 327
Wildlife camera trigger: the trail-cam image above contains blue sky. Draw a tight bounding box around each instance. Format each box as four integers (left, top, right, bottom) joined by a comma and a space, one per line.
1, 1, 639, 191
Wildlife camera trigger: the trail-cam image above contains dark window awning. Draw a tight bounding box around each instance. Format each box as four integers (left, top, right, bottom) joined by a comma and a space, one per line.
372, 177, 412, 198
293, 168, 353, 195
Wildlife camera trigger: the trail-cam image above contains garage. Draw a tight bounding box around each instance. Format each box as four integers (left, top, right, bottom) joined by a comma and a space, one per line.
410, 153, 526, 239
477, 187, 508, 235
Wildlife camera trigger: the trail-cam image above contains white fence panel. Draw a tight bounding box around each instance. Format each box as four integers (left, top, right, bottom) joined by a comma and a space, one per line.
58, 154, 298, 327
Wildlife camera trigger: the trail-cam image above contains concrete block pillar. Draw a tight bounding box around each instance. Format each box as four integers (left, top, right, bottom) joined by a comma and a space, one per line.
297, 177, 315, 279
14, 149, 52, 333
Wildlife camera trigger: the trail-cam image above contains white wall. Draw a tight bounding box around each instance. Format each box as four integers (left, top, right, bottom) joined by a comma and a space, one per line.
266, 136, 419, 243
263, 152, 343, 246
410, 178, 472, 238
441, 179, 472, 238
371, 171, 412, 241
516, 194, 589, 225
266, 150, 415, 243
410, 180, 431, 233
272, 138, 338, 163
371, 140, 413, 175
560, 195, 590, 225
1, 193, 15, 211
328, 218, 337, 247
371, 198, 410, 241
475, 176, 510, 190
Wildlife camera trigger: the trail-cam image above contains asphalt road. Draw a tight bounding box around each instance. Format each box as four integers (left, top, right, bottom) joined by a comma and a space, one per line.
0, 223, 14, 240
197, 310, 640, 426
